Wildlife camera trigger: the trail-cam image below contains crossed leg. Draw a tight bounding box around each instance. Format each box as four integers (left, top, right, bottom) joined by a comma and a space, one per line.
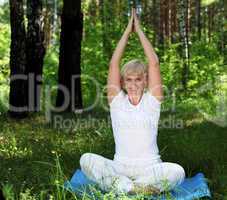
80, 153, 134, 193
132, 162, 185, 192
80, 153, 185, 194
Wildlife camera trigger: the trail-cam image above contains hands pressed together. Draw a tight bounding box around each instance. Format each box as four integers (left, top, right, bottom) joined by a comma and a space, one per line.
125, 8, 142, 35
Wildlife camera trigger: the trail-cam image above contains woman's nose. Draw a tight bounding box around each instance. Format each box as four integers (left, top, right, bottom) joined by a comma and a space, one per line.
131, 84, 138, 90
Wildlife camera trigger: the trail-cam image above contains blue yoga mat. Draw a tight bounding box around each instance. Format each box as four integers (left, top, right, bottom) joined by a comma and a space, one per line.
64, 169, 212, 200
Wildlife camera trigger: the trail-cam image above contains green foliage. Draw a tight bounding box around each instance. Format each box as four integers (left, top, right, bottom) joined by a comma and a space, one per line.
0, 2, 10, 24
0, 84, 9, 112
0, 1, 227, 199
43, 45, 59, 86
0, 107, 227, 198
201, 0, 219, 7
0, 23, 10, 112
0, 23, 10, 77
189, 40, 223, 93
2, 183, 15, 200
81, 20, 106, 107
0, 135, 32, 158
161, 43, 183, 93
0, 0, 226, 112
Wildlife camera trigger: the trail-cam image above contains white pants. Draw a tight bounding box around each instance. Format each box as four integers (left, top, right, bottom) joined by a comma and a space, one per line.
80, 153, 185, 193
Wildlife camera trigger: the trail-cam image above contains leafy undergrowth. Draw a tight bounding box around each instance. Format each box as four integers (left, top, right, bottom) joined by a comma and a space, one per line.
0, 103, 226, 199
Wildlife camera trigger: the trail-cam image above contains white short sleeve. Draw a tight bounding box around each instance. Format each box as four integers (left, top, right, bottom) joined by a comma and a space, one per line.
109, 90, 125, 108
144, 90, 162, 111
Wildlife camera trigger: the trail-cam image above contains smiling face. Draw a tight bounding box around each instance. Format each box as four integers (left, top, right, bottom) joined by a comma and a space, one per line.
122, 73, 147, 97
121, 60, 147, 97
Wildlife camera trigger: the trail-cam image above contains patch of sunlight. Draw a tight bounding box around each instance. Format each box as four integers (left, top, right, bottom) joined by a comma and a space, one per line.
201, 0, 219, 6
0, 0, 6, 5
185, 115, 204, 127
0, 84, 9, 112
0, 136, 33, 158
196, 75, 227, 127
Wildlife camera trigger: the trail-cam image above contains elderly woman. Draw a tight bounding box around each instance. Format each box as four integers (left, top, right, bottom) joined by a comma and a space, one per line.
79, 9, 185, 195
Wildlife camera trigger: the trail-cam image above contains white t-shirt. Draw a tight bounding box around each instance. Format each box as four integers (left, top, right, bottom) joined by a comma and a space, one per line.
109, 89, 162, 165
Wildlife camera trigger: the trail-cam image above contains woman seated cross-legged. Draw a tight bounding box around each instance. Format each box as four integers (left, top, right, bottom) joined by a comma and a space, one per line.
79, 9, 185, 195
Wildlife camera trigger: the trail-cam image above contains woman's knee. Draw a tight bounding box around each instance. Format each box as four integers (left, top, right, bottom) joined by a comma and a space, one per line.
80, 153, 94, 169
175, 164, 185, 178
170, 163, 185, 184
80, 153, 108, 171
161, 162, 185, 185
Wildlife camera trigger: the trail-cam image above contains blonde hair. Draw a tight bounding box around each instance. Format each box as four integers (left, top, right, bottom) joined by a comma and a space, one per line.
121, 59, 147, 78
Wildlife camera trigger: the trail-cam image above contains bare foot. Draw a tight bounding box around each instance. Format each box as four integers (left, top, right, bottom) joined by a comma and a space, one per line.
128, 183, 161, 195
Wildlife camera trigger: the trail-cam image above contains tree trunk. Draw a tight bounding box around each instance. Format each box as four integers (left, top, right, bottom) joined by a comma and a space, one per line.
195, 0, 201, 40
158, 0, 165, 46
56, 0, 83, 112
152, 0, 159, 46
163, 0, 168, 41
170, 0, 177, 43
26, 0, 46, 112
8, 0, 28, 118
208, 4, 214, 42
99, 0, 114, 60
222, 0, 227, 64
43, 0, 59, 47
203, 6, 208, 40
178, 0, 190, 92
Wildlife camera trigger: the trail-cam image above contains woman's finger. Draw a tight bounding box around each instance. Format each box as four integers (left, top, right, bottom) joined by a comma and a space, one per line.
133, 8, 136, 18
134, 8, 139, 21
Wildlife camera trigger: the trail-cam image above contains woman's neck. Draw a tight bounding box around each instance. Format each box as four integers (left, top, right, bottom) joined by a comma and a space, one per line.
128, 93, 143, 105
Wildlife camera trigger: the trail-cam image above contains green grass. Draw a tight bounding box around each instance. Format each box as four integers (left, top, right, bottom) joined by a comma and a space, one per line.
0, 101, 227, 199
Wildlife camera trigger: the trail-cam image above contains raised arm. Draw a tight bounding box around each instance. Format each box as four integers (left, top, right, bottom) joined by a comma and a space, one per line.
107, 11, 134, 105
133, 9, 164, 102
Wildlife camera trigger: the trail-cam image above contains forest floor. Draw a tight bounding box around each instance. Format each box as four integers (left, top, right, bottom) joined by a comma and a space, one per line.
0, 102, 227, 199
